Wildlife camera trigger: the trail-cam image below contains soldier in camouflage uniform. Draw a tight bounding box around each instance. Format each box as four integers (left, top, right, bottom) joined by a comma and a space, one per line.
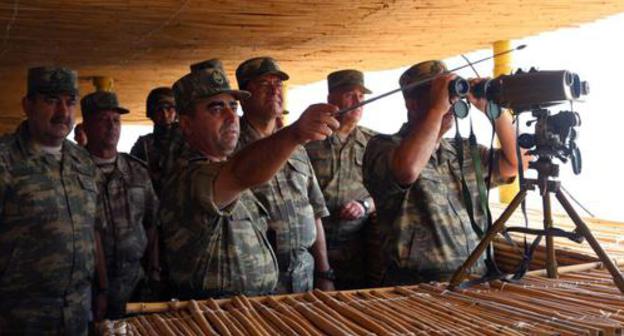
130, 87, 176, 194
0, 67, 99, 334
81, 91, 160, 319
363, 60, 525, 285
305, 69, 378, 289
159, 61, 339, 298
235, 57, 334, 293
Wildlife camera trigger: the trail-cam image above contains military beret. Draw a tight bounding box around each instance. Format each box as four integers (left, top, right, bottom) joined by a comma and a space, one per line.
27, 66, 79, 97
146, 87, 174, 119
236, 57, 289, 90
327, 69, 372, 94
399, 60, 447, 98
173, 67, 250, 115
81, 91, 129, 118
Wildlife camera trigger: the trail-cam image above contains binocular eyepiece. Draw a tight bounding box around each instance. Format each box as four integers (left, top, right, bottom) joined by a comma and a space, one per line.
448, 77, 470, 98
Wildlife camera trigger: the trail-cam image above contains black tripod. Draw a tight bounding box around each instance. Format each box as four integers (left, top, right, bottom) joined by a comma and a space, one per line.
448, 110, 624, 293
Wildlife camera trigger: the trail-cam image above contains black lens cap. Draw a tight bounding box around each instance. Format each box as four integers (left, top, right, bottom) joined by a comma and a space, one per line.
452, 100, 470, 119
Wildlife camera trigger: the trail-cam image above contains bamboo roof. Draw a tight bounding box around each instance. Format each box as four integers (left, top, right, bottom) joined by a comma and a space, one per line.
1, 0, 623, 133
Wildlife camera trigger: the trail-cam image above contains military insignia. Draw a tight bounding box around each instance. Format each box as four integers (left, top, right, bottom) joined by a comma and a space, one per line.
50, 69, 69, 83
210, 71, 226, 86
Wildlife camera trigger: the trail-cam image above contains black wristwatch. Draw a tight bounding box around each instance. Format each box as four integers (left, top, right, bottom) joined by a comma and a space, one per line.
315, 268, 336, 281
358, 199, 371, 214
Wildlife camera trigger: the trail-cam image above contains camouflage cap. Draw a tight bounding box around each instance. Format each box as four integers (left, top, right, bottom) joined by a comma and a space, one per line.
236, 56, 289, 89
146, 87, 174, 119
173, 67, 251, 114
27, 66, 79, 97
399, 60, 447, 98
190, 58, 224, 73
80, 91, 129, 118
327, 69, 372, 94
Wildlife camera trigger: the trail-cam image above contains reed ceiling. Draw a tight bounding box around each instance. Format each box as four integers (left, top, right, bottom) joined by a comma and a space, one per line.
0, 0, 623, 132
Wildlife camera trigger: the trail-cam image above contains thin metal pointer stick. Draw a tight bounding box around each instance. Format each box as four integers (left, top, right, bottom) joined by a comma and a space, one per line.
334, 44, 526, 117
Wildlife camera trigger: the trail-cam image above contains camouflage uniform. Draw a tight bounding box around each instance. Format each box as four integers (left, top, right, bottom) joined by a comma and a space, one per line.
0, 123, 97, 334
130, 87, 175, 195
159, 63, 278, 298
237, 117, 329, 293
363, 60, 513, 285
305, 127, 377, 289
0, 67, 97, 335
92, 153, 158, 318
364, 130, 511, 284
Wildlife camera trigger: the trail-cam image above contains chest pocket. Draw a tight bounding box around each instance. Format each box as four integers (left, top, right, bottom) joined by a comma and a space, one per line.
10, 165, 60, 222
354, 146, 364, 166
285, 158, 311, 197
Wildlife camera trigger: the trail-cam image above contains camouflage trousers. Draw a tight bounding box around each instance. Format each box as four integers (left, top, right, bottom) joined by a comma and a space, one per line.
0, 285, 90, 335
106, 264, 143, 319
275, 250, 314, 294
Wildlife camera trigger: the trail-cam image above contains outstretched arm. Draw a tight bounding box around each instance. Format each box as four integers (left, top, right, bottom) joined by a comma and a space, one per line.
214, 104, 340, 208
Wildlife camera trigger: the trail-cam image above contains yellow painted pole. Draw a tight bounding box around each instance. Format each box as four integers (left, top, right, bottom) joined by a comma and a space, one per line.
92, 76, 114, 92
494, 40, 520, 204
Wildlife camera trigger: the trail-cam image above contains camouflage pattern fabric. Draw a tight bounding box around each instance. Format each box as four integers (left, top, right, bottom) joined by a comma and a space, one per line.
327, 69, 372, 94
237, 117, 329, 293
235, 56, 289, 90
304, 126, 377, 289
27, 66, 79, 96
159, 146, 278, 298
93, 153, 158, 319
363, 123, 512, 285
130, 124, 169, 194
0, 122, 98, 335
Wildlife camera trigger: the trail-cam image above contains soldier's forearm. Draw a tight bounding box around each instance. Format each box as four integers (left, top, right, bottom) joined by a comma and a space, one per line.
391, 113, 443, 185
311, 218, 331, 272
214, 126, 300, 207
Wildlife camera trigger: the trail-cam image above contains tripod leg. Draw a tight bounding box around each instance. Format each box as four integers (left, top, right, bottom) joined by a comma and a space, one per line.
448, 189, 528, 290
542, 190, 558, 278
555, 189, 624, 294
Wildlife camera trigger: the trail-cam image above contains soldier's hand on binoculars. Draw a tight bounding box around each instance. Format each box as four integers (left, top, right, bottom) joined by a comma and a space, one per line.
429, 74, 456, 118
291, 103, 340, 144
467, 78, 489, 112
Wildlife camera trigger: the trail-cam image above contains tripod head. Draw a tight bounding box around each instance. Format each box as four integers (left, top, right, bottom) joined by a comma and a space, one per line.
518, 108, 582, 176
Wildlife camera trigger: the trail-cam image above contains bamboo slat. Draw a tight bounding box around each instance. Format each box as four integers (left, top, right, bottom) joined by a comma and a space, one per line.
103, 265, 624, 335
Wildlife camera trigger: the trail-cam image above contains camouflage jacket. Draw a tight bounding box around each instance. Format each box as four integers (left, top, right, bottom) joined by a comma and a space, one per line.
304, 126, 376, 249
363, 123, 512, 281
237, 117, 329, 293
0, 122, 98, 333
159, 147, 278, 298
130, 125, 169, 194
94, 153, 158, 293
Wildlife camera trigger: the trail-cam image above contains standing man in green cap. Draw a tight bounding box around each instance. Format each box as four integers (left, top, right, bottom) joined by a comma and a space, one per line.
236, 57, 334, 293
363, 60, 525, 286
81, 91, 160, 319
159, 61, 339, 298
0, 66, 100, 334
130, 87, 177, 194
305, 69, 378, 290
